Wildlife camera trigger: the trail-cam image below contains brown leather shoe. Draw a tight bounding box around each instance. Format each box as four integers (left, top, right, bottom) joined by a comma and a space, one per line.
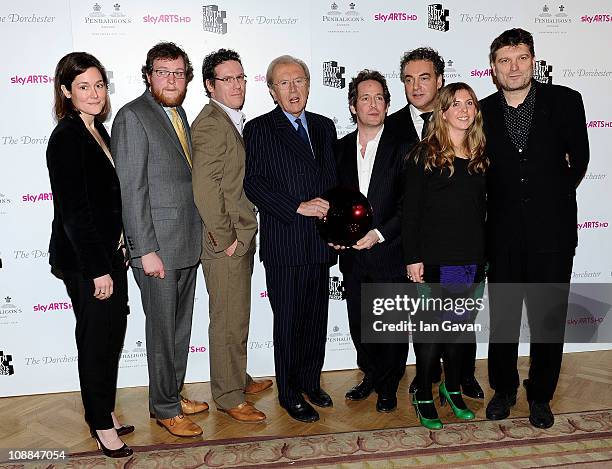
245, 379, 273, 395
219, 402, 266, 423
180, 397, 209, 415
156, 414, 202, 437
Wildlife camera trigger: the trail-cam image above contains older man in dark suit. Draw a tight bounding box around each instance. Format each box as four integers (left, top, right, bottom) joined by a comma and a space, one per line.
244, 55, 337, 423
482, 28, 589, 429
334, 70, 410, 413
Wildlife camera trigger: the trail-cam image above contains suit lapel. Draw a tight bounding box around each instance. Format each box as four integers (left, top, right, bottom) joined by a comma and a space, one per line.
210, 100, 245, 150
143, 91, 192, 171
273, 107, 319, 172
526, 82, 548, 153
367, 127, 393, 199
342, 130, 359, 190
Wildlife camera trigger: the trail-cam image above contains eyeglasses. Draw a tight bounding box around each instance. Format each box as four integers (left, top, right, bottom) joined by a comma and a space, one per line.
273, 77, 308, 90
213, 75, 247, 85
153, 69, 186, 79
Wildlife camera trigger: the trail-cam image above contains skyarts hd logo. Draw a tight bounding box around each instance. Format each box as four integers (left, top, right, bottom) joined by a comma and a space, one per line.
323, 61, 346, 89
534, 60, 553, 84
202, 5, 227, 34
0, 351, 14, 376
329, 276, 345, 300
428, 4, 449, 32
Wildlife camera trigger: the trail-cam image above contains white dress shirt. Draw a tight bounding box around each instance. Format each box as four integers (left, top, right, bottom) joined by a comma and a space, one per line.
356, 125, 385, 243
409, 104, 427, 140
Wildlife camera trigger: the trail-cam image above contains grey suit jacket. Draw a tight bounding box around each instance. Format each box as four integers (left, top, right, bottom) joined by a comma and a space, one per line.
111, 90, 202, 270
191, 100, 257, 260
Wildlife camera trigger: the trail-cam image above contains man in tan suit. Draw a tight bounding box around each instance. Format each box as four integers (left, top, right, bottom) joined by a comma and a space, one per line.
192, 49, 271, 422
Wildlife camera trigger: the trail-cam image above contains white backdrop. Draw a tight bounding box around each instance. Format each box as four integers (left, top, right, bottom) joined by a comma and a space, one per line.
1, 0, 611, 397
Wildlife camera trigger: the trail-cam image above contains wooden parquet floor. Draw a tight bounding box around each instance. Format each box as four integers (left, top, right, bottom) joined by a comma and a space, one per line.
0, 350, 611, 454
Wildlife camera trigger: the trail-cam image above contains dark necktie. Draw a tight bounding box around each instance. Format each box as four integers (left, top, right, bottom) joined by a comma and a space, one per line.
420, 112, 433, 140
295, 118, 311, 148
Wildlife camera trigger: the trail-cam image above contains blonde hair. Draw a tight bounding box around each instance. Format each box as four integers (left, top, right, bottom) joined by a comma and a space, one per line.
417, 82, 488, 176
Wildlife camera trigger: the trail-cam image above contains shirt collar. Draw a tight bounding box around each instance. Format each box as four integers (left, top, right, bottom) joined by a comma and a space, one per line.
282, 108, 307, 128
500, 80, 537, 109
211, 98, 246, 131
409, 104, 431, 123
357, 125, 384, 151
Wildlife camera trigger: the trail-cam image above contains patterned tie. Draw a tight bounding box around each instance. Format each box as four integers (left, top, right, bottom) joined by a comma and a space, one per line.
169, 107, 192, 168
295, 117, 311, 148
420, 112, 433, 140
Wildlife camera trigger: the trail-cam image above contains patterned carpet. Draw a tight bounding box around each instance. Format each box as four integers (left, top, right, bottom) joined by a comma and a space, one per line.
2, 409, 611, 468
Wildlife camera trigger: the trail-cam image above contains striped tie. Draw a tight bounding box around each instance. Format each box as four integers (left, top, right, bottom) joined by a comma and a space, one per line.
169, 108, 192, 168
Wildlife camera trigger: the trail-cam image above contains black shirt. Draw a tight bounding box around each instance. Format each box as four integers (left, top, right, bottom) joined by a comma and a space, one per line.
502, 81, 536, 152
402, 154, 486, 265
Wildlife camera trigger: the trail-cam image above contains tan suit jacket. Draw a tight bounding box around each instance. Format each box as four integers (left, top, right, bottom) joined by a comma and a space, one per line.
191, 100, 257, 259
191, 99, 258, 409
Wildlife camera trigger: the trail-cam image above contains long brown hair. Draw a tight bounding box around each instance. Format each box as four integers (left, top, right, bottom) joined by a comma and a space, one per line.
417, 82, 488, 176
53, 52, 111, 122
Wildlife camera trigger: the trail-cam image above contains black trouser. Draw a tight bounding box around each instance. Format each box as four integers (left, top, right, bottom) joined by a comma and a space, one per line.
62, 250, 128, 430
414, 265, 485, 400
487, 247, 573, 402
344, 266, 408, 396
265, 263, 330, 407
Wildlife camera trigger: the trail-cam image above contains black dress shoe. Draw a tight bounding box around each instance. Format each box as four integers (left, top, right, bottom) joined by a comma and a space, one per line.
345, 378, 374, 401
461, 376, 485, 400
115, 425, 135, 436
303, 388, 333, 408
486, 391, 517, 420
529, 401, 554, 429
283, 400, 319, 423
376, 394, 397, 413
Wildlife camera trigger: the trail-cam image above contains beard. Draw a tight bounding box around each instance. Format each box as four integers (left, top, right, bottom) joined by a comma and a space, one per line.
150, 86, 187, 107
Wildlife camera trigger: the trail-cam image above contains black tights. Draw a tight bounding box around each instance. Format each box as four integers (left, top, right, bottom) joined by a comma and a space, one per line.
415, 342, 462, 401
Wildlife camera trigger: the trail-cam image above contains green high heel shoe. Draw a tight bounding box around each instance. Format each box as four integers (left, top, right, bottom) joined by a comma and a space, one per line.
439, 382, 475, 420
412, 394, 443, 430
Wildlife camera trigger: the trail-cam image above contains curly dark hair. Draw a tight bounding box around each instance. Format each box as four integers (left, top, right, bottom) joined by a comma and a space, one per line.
141, 42, 194, 89
489, 28, 535, 64
201, 49, 242, 97
399, 47, 445, 81
347, 69, 390, 124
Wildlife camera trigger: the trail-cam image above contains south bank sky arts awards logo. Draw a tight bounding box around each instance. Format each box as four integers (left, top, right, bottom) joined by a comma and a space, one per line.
323, 61, 346, 89
0, 351, 14, 376
534, 59, 553, 84
329, 276, 345, 301
203, 5, 227, 34
428, 4, 449, 32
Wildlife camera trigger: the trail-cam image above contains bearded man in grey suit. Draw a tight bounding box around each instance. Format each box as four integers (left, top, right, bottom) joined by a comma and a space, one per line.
112, 42, 208, 438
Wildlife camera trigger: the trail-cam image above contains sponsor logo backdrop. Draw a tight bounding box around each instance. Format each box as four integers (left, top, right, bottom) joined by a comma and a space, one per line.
1, 0, 610, 396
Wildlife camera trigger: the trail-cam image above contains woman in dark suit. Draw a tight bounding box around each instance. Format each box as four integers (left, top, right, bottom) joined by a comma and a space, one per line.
46, 52, 132, 458
402, 82, 488, 429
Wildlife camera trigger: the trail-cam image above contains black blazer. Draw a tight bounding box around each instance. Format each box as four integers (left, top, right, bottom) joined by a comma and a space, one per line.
481, 81, 589, 254
244, 106, 337, 267
385, 104, 420, 147
335, 127, 410, 278
46, 115, 123, 279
